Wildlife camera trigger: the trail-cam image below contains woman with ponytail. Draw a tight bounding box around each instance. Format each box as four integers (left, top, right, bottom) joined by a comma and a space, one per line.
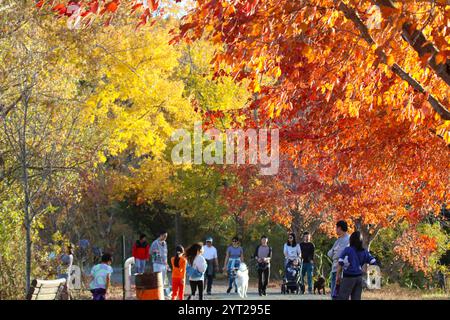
185, 242, 207, 300
171, 245, 186, 300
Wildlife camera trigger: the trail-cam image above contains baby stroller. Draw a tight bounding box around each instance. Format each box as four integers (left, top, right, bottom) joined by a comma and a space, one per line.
281, 258, 304, 294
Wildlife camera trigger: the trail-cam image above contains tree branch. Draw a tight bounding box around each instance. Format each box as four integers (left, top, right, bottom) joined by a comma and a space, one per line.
401, 23, 450, 86
372, 0, 450, 87
336, 0, 450, 120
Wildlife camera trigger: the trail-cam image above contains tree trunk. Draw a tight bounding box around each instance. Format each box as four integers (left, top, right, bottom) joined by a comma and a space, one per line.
174, 212, 181, 245
354, 219, 381, 250
290, 208, 302, 240
24, 221, 31, 296
235, 214, 244, 241
20, 91, 32, 295
362, 231, 372, 250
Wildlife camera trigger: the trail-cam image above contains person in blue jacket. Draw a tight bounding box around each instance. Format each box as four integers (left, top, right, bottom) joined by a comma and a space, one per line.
335, 231, 377, 300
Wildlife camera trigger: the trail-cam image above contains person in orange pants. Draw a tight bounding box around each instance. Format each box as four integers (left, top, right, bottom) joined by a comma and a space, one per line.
171, 245, 187, 300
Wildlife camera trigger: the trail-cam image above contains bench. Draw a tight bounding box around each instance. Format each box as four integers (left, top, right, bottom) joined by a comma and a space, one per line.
26, 278, 67, 300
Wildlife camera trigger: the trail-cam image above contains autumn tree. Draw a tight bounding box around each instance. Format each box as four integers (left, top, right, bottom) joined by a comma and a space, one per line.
0, 3, 104, 292
33, 0, 450, 272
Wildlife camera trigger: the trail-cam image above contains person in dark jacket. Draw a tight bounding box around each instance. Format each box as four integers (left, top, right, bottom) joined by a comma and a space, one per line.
336, 231, 377, 300
132, 234, 150, 273
253, 235, 272, 296
300, 231, 315, 294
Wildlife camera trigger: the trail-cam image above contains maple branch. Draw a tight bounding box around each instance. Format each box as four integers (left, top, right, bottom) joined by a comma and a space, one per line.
401, 23, 450, 86
372, 0, 450, 87
336, 1, 450, 120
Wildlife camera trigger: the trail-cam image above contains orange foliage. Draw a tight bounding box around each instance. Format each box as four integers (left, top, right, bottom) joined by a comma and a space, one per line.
35, 0, 450, 270
394, 229, 438, 273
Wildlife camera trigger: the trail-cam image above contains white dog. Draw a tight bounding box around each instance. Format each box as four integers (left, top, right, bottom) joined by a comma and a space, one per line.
235, 262, 249, 298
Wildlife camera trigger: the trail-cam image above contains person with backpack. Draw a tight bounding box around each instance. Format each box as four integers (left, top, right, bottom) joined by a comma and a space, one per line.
171, 245, 187, 300
132, 234, 150, 274
185, 242, 207, 300
335, 231, 377, 300
253, 235, 272, 296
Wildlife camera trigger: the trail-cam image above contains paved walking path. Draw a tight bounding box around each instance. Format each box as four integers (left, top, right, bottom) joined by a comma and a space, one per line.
183, 283, 330, 300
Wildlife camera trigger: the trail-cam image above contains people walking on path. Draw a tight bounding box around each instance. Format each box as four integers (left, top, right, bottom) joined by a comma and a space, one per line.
283, 233, 301, 266
186, 243, 207, 300
336, 231, 377, 300
57, 244, 74, 281
222, 236, 244, 294
253, 235, 272, 296
300, 231, 315, 294
150, 230, 170, 289
89, 253, 113, 300
202, 237, 219, 295
171, 245, 187, 300
132, 234, 149, 274
57, 244, 74, 300
327, 220, 350, 296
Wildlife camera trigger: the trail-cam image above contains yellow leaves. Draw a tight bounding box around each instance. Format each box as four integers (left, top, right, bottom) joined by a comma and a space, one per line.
386, 55, 395, 66
436, 121, 450, 144
222, 1, 236, 16
268, 103, 275, 118
274, 66, 282, 78
413, 111, 422, 124
267, 65, 282, 78
302, 45, 312, 56
345, 83, 354, 99
257, 59, 264, 71
320, 82, 334, 102
324, 10, 340, 28
435, 52, 447, 65
268, 102, 286, 118
302, 45, 314, 63
81, 22, 201, 170
97, 151, 107, 163
204, 24, 215, 34
436, 121, 450, 133
335, 98, 345, 113
443, 131, 450, 144
348, 101, 360, 118
253, 80, 261, 93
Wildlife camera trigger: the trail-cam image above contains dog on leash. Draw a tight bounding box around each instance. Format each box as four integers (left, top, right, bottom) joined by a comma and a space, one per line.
235, 263, 249, 298
313, 275, 326, 295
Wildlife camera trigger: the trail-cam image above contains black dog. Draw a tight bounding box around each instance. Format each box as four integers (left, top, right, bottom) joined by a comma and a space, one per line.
313, 276, 326, 295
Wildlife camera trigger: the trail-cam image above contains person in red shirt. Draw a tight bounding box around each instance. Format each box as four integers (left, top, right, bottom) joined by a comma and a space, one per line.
132, 234, 150, 273
171, 245, 187, 300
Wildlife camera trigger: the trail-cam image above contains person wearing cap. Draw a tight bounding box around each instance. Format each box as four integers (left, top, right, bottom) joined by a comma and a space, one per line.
202, 237, 219, 295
